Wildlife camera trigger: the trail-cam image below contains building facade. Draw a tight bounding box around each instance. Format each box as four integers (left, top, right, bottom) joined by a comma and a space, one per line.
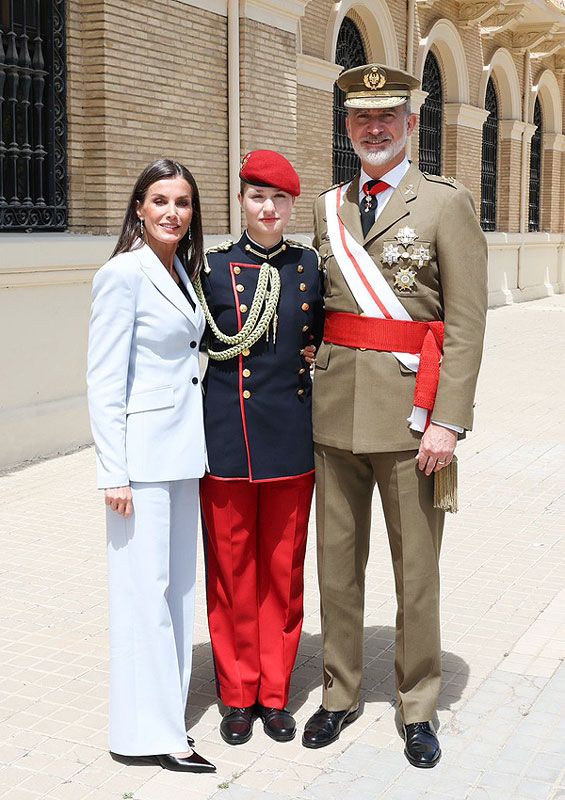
1, 0, 564, 466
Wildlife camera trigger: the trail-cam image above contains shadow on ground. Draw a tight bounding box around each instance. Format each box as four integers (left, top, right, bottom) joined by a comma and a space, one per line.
186, 626, 469, 734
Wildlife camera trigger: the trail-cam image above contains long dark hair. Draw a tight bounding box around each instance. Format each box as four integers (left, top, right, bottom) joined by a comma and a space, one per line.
111, 159, 204, 280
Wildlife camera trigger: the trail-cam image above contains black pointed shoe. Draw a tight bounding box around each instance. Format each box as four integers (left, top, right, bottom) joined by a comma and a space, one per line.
220, 706, 256, 745
110, 750, 216, 773
403, 721, 441, 768
302, 705, 360, 748
256, 705, 296, 742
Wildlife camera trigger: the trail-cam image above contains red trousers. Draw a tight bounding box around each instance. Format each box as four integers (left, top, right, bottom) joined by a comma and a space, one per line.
201, 473, 314, 709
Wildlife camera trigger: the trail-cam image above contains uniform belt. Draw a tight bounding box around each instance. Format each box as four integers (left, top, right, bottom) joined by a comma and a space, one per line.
323, 311, 444, 411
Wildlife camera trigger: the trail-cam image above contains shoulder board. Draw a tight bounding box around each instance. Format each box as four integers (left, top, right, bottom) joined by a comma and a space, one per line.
317, 180, 349, 198
284, 239, 322, 270
422, 172, 459, 189
205, 239, 233, 255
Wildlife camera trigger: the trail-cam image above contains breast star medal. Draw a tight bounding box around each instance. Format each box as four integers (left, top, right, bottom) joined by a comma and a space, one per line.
395, 227, 418, 246
381, 243, 402, 266
394, 267, 418, 292
411, 245, 431, 269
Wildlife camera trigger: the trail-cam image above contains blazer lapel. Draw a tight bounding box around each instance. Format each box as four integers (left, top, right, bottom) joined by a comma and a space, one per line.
337, 174, 364, 245
136, 243, 196, 324
175, 258, 204, 333
365, 163, 422, 243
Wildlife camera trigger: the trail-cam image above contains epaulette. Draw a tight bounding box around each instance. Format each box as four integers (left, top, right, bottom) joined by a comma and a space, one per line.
422, 173, 459, 189
285, 239, 322, 270
205, 239, 233, 254
317, 180, 349, 198
203, 240, 233, 273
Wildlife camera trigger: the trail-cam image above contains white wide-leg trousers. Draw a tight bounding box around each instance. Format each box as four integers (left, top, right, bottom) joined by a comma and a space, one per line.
106, 479, 198, 756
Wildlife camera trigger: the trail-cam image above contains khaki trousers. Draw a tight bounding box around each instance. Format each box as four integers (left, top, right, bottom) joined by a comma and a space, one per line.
314, 444, 444, 724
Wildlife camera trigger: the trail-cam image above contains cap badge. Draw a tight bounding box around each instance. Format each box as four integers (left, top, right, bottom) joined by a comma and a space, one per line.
363, 66, 387, 91
240, 152, 251, 170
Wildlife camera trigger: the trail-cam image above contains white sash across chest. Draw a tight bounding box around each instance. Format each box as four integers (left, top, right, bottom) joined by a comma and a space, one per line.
324, 183, 428, 432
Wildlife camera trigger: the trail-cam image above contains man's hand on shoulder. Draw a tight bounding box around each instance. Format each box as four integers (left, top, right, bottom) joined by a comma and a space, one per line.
416, 423, 457, 476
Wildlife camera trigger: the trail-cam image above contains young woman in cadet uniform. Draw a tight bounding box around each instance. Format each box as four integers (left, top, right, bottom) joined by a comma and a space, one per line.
194, 150, 324, 745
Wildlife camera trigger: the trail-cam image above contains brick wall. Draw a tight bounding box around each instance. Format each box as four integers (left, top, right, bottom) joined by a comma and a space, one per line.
295, 85, 333, 231
67, 0, 229, 235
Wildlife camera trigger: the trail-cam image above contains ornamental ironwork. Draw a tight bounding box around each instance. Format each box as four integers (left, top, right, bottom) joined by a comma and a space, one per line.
332, 17, 367, 184
0, 0, 67, 231
418, 51, 443, 176
528, 97, 542, 232
480, 78, 498, 232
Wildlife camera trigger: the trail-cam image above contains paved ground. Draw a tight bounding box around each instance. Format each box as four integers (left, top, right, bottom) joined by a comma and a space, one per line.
1, 295, 564, 800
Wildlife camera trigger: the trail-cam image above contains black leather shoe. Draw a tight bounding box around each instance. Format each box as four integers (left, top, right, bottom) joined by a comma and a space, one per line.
220, 706, 256, 745
302, 705, 360, 748
110, 750, 216, 773
403, 721, 441, 768
256, 705, 296, 742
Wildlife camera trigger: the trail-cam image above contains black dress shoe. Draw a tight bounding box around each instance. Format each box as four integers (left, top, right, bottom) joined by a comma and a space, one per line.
256, 705, 296, 742
403, 721, 441, 768
220, 706, 255, 745
110, 750, 216, 773
302, 705, 360, 748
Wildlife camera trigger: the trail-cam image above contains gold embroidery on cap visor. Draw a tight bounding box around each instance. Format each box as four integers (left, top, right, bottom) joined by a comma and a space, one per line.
344, 92, 410, 109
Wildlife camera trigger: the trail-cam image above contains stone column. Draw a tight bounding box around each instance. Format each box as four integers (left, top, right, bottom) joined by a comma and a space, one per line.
498, 120, 527, 234
295, 55, 341, 232
540, 133, 565, 233
443, 103, 489, 213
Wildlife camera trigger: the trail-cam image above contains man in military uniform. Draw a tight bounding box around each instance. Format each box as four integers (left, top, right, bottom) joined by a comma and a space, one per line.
302, 65, 488, 767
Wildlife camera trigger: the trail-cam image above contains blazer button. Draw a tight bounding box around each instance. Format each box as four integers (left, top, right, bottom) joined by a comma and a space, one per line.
298, 368, 306, 375
302, 324, 309, 332
236, 284, 245, 293
299, 283, 307, 291
192, 377, 199, 385
242, 348, 250, 357
233, 266, 241, 274
297, 265, 304, 273
297, 388, 305, 396
301, 303, 310, 312
242, 368, 251, 378
243, 389, 251, 399
190, 341, 197, 348
240, 304, 248, 313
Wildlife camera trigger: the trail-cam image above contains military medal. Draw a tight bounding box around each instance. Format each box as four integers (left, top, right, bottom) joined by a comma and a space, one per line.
381, 243, 401, 266
395, 226, 418, 246
394, 267, 417, 292
411, 245, 431, 269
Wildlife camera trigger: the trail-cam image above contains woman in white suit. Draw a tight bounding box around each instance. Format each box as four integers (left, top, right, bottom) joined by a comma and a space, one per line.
87, 159, 215, 773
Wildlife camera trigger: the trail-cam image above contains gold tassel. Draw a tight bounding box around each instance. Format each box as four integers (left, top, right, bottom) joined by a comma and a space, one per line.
433, 456, 458, 513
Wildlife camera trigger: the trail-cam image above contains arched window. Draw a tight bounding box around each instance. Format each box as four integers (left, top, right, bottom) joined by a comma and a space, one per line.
528, 97, 542, 232
480, 78, 498, 231
332, 17, 367, 183
418, 51, 443, 175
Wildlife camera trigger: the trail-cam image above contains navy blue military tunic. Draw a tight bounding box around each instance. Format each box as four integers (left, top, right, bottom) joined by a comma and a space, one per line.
201, 232, 324, 481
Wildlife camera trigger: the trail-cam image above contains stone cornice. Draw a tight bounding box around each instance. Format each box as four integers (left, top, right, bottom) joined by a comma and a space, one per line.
444, 103, 490, 129
498, 119, 528, 139
297, 55, 342, 92
240, 0, 308, 33
410, 89, 429, 115
175, 0, 228, 15
542, 132, 565, 150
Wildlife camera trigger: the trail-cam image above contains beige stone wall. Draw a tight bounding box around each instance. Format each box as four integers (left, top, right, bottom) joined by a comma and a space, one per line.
498, 138, 522, 233
67, 0, 229, 236
295, 85, 333, 231
301, 0, 333, 59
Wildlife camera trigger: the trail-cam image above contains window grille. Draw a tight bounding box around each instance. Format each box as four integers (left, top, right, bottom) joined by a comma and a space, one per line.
528, 97, 542, 232
480, 78, 498, 232
332, 17, 366, 184
0, 0, 67, 231
418, 51, 443, 175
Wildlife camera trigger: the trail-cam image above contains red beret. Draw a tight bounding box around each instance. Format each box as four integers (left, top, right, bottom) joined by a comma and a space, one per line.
239, 149, 301, 197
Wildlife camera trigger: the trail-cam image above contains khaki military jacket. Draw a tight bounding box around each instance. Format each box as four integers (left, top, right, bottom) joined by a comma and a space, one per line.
312, 163, 488, 453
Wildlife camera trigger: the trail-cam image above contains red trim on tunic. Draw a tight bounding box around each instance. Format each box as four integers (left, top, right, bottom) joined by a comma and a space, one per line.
229, 262, 254, 480
205, 468, 316, 484
336, 184, 392, 320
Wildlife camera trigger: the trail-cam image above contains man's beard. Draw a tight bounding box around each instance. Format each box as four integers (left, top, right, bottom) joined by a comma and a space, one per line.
352, 130, 407, 167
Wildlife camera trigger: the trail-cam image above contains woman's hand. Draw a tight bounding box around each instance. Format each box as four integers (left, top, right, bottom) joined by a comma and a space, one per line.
303, 345, 317, 365
105, 486, 133, 517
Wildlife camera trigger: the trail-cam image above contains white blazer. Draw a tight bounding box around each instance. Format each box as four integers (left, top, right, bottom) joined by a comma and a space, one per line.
87, 242, 206, 488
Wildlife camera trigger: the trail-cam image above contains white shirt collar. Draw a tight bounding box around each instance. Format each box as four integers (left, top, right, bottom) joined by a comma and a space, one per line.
359, 157, 411, 199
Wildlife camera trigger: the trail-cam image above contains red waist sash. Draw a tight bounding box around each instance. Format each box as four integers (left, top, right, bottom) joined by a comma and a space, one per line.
323, 311, 444, 411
